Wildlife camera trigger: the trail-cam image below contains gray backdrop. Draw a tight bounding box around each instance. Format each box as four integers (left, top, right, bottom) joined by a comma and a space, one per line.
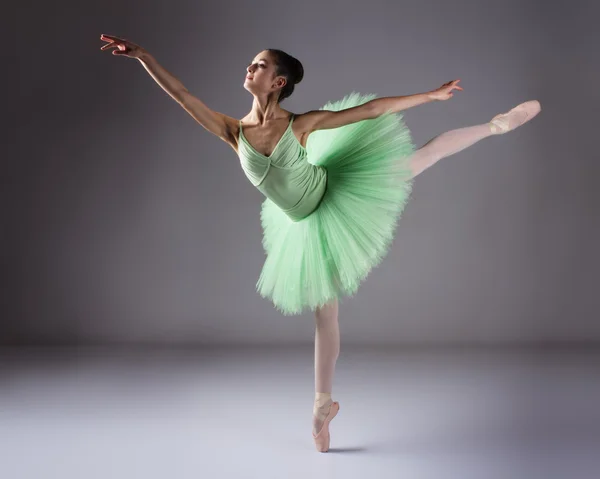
4, 0, 599, 346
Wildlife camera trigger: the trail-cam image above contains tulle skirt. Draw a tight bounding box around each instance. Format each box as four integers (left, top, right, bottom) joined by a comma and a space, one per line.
256, 92, 416, 315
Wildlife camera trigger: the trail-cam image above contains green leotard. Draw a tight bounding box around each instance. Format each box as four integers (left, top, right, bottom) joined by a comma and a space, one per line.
238, 114, 327, 221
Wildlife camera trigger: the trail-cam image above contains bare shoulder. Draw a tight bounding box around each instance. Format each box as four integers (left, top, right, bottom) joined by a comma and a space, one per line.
293, 110, 326, 135
294, 102, 375, 132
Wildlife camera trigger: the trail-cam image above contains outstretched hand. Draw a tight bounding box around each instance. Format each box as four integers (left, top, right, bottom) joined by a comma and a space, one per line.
100, 34, 146, 59
430, 80, 463, 101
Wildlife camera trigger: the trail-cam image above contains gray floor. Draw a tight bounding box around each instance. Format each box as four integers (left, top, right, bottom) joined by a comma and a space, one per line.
1, 345, 599, 479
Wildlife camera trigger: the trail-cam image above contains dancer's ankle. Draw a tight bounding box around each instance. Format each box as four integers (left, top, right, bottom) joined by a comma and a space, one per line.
314, 392, 333, 419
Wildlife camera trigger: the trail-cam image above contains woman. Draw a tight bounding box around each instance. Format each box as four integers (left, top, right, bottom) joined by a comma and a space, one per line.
100, 34, 541, 452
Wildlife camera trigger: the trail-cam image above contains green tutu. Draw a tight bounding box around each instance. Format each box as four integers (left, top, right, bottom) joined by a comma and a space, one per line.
255, 92, 416, 315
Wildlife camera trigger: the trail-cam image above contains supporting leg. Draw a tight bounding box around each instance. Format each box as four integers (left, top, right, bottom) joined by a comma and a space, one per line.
313, 298, 340, 436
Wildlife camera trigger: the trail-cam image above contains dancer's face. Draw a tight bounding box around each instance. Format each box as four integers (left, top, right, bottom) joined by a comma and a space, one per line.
243, 50, 286, 99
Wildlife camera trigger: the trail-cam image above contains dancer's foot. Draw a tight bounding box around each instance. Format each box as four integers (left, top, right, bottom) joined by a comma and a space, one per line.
489, 100, 541, 134
312, 399, 340, 453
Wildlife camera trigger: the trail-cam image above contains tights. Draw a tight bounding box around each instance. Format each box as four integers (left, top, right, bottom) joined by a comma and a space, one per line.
407, 122, 494, 178
313, 299, 340, 434
312, 120, 495, 434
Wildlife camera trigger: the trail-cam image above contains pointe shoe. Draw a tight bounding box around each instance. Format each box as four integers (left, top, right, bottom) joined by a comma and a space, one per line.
312, 401, 340, 452
489, 100, 541, 134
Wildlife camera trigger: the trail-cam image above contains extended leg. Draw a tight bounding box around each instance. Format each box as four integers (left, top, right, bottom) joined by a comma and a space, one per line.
408, 123, 494, 178
313, 298, 340, 436
408, 99, 541, 178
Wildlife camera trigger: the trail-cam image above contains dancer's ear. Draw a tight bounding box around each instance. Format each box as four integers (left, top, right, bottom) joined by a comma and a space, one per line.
274, 76, 287, 89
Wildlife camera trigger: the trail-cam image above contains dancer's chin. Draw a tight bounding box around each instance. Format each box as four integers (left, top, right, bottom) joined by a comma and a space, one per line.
243, 85, 259, 95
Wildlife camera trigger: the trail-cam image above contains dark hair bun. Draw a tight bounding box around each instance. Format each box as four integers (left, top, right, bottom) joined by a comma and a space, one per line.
291, 59, 304, 84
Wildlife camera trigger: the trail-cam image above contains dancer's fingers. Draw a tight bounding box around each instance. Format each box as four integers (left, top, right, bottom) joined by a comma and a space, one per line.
100, 34, 125, 42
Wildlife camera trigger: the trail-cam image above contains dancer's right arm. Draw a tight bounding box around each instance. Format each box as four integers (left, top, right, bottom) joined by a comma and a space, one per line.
100, 35, 236, 145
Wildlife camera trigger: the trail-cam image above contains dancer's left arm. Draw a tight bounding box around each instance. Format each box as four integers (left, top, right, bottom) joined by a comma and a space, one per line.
304, 80, 463, 132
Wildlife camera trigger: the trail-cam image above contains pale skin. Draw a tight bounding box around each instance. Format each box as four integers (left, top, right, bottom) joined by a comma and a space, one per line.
100, 34, 466, 439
